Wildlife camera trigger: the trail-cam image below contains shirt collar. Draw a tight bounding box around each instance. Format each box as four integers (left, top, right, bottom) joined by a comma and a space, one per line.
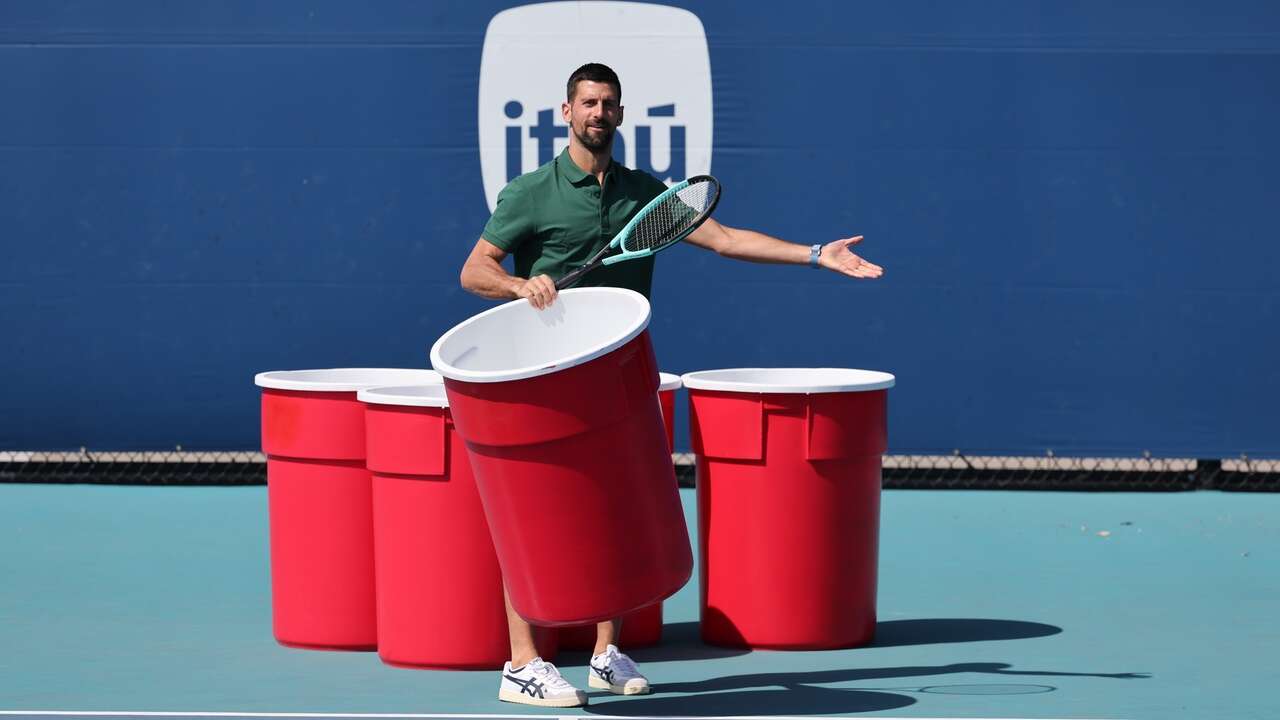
557, 147, 616, 186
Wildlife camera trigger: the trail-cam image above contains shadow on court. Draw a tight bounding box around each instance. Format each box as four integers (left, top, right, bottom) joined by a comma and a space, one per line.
613, 616, 1062, 663
604, 614, 1064, 666
583, 618, 1150, 716
871, 617, 1064, 646
586, 684, 916, 715
586, 661, 1149, 716
612, 620, 752, 663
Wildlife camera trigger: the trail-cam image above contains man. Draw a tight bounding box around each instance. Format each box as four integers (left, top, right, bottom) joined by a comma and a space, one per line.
460, 63, 884, 707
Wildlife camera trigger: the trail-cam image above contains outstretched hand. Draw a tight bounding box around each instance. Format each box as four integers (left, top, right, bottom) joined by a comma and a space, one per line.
820, 236, 884, 279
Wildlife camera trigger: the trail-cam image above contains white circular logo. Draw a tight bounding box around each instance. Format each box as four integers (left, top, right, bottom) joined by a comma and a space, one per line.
478, 1, 714, 211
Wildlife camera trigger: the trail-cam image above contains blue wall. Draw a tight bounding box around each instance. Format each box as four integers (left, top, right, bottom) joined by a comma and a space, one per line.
3, 1, 1278, 456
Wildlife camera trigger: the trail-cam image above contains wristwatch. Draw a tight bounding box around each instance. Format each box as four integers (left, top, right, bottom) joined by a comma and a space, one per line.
808, 243, 822, 269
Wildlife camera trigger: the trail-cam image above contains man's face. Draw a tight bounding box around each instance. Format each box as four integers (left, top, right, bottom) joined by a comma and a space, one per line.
562, 80, 623, 153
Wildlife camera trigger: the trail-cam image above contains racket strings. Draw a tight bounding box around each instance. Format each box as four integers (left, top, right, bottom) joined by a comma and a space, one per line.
622, 180, 717, 253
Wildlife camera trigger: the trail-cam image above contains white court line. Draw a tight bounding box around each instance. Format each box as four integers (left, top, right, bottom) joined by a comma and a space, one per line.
0, 707, 1121, 712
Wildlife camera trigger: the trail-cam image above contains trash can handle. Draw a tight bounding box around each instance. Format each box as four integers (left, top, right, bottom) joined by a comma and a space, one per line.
805, 391, 889, 460
689, 392, 765, 461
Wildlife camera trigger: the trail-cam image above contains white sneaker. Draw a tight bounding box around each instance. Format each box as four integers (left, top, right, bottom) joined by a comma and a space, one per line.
588, 644, 651, 695
498, 657, 588, 707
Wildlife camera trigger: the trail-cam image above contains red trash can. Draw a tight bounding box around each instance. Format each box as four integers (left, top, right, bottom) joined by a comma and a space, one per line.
254, 368, 441, 650
658, 372, 681, 452
683, 368, 895, 649
430, 288, 693, 627
559, 371, 683, 650
359, 385, 557, 669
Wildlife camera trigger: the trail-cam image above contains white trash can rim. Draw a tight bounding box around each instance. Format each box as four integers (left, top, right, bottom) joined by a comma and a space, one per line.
430, 287, 651, 384
254, 368, 442, 393
358, 384, 450, 408
658, 372, 683, 392
681, 368, 895, 394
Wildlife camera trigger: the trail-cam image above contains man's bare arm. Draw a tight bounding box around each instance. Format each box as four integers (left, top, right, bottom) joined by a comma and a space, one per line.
685, 219, 883, 278
459, 237, 559, 309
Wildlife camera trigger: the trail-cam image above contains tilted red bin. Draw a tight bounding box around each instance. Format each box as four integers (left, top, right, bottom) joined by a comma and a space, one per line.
684, 368, 895, 649
254, 368, 441, 650
430, 288, 693, 627
559, 371, 683, 649
359, 384, 556, 668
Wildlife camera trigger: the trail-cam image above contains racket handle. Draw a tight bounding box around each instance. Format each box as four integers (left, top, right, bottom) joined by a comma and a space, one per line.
555, 262, 595, 290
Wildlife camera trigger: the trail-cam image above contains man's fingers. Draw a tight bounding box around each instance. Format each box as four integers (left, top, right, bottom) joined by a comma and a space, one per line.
849, 255, 883, 274
519, 279, 545, 309
843, 256, 883, 278
821, 236, 884, 279
536, 275, 558, 306
523, 275, 557, 310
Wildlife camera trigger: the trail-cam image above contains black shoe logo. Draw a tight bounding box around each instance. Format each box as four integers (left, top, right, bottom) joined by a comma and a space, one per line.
505, 673, 546, 698
591, 663, 615, 684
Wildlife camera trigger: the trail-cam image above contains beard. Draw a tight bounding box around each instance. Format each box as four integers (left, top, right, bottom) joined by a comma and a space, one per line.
575, 122, 616, 152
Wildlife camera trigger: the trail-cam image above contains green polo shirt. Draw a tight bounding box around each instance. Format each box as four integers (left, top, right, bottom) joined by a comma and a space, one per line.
482, 149, 668, 299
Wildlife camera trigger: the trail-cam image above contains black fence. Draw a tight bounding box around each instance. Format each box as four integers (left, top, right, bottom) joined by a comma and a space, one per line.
2, 450, 1277, 491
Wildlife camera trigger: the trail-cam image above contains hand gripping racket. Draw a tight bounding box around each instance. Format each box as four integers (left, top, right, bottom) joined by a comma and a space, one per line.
555, 174, 721, 290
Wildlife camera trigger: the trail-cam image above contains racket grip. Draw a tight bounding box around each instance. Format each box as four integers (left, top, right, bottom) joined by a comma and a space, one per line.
555, 263, 593, 290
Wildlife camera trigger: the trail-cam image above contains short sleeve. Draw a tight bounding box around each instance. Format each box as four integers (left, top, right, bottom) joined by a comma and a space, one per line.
481, 181, 536, 252
640, 171, 668, 203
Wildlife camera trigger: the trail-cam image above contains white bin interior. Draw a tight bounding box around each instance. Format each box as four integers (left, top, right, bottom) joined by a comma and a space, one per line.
430, 287, 651, 383
358, 385, 450, 408
681, 368, 895, 394
254, 368, 442, 392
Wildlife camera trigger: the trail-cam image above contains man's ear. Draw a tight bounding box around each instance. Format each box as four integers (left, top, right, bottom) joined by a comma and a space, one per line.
561, 100, 572, 124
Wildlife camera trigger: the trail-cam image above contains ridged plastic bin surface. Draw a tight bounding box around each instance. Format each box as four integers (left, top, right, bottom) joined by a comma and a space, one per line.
685, 368, 894, 650
361, 385, 556, 668
431, 289, 693, 627
255, 368, 439, 650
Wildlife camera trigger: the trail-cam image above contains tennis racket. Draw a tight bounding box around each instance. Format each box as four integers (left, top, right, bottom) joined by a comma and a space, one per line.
555, 174, 721, 290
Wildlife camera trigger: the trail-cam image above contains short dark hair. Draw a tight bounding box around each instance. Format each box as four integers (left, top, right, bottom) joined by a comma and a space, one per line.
567, 63, 621, 102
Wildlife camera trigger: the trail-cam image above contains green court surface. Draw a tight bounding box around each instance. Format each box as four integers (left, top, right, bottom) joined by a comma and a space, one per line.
1, 484, 1276, 719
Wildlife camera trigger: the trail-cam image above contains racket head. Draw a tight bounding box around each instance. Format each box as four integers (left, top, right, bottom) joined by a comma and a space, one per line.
606, 174, 721, 262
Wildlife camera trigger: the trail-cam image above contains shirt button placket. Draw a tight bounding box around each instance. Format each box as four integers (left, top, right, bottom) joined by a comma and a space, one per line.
596, 184, 608, 239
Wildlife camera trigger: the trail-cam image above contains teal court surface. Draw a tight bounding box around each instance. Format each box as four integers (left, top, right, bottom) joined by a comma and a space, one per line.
1, 484, 1276, 720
